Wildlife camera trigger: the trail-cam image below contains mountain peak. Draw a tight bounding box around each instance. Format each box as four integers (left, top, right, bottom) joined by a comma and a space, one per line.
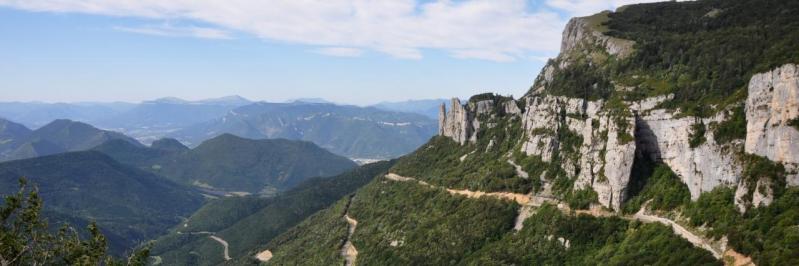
150, 138, 189, 152
197, 95, 251, 106
290, 98, 333, 104
143, 95, 251, 106
145, 97, 189, 104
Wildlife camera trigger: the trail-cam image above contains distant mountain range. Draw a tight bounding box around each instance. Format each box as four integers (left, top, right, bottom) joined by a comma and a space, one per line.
372, 99, 450, 119
0, 101, 136, 128
169, 102, 437, 159
0, 118, 142, 162
95, 96, 253, 144
0, 96, 441, 159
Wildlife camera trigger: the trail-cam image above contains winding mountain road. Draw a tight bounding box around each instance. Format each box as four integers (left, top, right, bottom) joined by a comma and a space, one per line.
209, 235, 231, 261
632, 208, 722, 259
383, 173, 727, 261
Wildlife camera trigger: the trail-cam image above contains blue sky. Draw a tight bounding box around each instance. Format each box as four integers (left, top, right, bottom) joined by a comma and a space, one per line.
0, 0, 661, 105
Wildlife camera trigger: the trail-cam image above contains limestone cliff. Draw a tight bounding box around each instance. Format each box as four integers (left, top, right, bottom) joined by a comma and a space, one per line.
745, 63, 799, 186
437, 11, 799, 212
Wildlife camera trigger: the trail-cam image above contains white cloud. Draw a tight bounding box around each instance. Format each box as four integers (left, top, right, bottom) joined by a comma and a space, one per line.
0, 0, 668, 61
114, 24, 232, 39
313, 47, 363, 57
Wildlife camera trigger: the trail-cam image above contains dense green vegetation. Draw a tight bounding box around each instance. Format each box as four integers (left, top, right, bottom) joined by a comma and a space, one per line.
540, 0, 799, 117
466, 204, 719, 265
0, 151, 204, 254
730, 188, 799, 265
150, 160, 394, 265
566, 189, 599, 210
712, 105, 747, 144
392, 116, 536, 194
0, 179, 149, 265
623, 164, 691, 214
97, 134, 358, 194
681, 187, 799, 265
646, 154, 797, 265
267, 176, 518, 265
349, 178, 517, 265
608, 0, 799, 112
740, 154, 787, 199
255, 199, 350, 265
689, 121, 707, 148
156, 134, 357, 193
92, 139, 183, 169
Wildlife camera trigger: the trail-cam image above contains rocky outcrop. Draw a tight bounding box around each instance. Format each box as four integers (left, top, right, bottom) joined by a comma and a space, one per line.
561, 12, 635, 61
519, 95, 636, 210
745, 63, 799, 185
734, 178, 774, 212
438, 103, 447, 136
439, 98, 472, 145
439, 96, 517, 145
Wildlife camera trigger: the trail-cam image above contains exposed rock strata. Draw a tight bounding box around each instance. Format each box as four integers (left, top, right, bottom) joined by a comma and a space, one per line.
636, 109, 742, 200
745, 63, 799, 185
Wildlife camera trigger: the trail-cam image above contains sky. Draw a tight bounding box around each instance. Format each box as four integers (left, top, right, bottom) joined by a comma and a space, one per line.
0, 0, 664, 105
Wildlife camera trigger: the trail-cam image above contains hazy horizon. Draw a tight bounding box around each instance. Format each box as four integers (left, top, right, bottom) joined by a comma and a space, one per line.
0, 0, 663, 105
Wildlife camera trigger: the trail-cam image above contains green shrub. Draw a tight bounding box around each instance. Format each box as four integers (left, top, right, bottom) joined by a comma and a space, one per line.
713, 105, 747, 144
623, 164, 690, 214
689, 121, 707, 148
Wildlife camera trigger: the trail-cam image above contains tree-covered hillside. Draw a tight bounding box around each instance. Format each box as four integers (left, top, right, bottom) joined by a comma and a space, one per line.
95, 134, 357, 194
149, 160, 394, 265
0, 119, 143, 162
154, 134, 358, 193
0, 180, 150, 265
0, 151, 204, 254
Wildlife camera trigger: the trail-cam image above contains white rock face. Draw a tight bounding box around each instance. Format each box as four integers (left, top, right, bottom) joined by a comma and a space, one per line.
518, 94, 636, 210
637, 109, 742, 200
439, 97, 516, 145
735, 178, 774, 212
439, 98, 472, 145
438, 103, 447, 136
437, 22, 799, 213
745, 63, 799, 185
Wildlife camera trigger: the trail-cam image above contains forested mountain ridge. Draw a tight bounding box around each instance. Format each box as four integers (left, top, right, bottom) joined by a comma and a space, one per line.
0, 119, 143, 162
147, 160, 395, 265
257, 1, 799, 265
96, 134, 358, 195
